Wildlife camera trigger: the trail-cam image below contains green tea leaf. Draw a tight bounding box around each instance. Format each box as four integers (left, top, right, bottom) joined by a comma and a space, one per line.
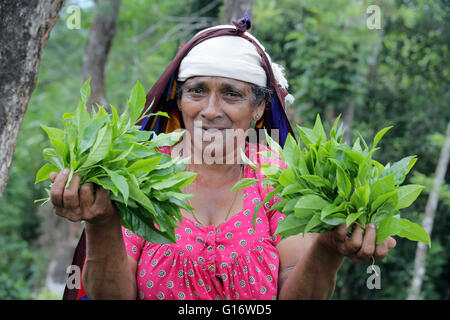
35, 163, 59, 184
278, 169, 296, 186
79, 117, 108, 153
275, 214, 307, 238
396, 184, 425, 209
336, 166, 351, 198
369, 174, 395, 203
81, 124, 112, 168
117, 202, 175, 244
118, 107, 130, 134
303, 212, 321, 233
128, 80, 147, 124
40, 124, 68, 160
128, 179, 156, 216
151, 171, 197, 190
297, 125, 315, 146
231, 178, 259, 191
264, 129, 282, 156
75, 99, 92, 144
300, 174, 331, 189
321, 202, 348, 219
40, 125, 64, 141
110, 104, 120, 137
371, 190, 398, 212
282, 133, 297, 169
373, 126, 393, 149
148, 131, 185, 147
329, 114, 342, 139
321, 213, 346, 226
280, 183, 308, 197
376, 216, 403, 244
103, 168, 129, 205
43, 148, 65, 170
295, 194, 330, 210
382, 156, 417, 185
311, 114, 327, 146
346, 209, 364, 227
108, 144, 135, 163
351, 185, 370, 208
397, 218, 431, 247
260, 164, 282, 177
80, 77, 91, 105
239, 148, 260, 172
127, 156, 162, 173
86, 176, 119, 197
62, 113, 73, 120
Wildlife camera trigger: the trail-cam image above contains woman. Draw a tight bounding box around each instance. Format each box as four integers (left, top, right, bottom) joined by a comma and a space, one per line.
51, 17, 396, 300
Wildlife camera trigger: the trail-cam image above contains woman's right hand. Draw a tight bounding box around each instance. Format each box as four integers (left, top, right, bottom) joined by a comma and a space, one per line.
49, 168, 119, 225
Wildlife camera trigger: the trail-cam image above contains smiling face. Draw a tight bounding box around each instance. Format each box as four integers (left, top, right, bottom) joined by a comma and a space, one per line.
178, 76, 265, 163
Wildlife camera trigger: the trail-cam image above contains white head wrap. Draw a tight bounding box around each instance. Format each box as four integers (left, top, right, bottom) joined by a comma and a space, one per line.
177, 25, 294, 105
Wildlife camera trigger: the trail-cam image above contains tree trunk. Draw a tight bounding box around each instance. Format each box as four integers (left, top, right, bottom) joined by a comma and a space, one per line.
222, 0, 254, 24
0, 0, 65, 200
407, 122, 450, 300
81, 0, 121, 112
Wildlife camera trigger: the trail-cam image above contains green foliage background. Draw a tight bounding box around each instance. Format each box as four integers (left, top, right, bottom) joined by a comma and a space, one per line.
0, 0, 448, 299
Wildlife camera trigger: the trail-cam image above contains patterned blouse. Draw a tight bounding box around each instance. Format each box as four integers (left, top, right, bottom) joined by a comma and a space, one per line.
122, 143, 286, 300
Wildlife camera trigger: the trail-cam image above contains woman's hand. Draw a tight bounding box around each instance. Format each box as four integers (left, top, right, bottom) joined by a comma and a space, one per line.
49, 168, 119, 225
317, 223, 397, 263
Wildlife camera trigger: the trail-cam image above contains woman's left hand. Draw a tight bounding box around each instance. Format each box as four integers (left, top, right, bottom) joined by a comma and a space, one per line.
317, 223, 397, 263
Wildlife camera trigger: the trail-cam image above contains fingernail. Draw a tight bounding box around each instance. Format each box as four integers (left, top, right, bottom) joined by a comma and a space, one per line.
62, 168, 70, 175
368, 223, 375, 229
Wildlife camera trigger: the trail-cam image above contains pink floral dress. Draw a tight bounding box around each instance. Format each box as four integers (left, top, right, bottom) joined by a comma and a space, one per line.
121, 143, 286, 300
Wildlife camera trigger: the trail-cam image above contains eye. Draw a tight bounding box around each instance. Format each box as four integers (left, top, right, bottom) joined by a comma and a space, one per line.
224, 91, 243, 99
187, 87, 204, 95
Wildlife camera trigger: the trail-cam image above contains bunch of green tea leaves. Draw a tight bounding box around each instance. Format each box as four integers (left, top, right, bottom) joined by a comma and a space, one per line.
35, 78, 196, 243
234, 115, 430, 246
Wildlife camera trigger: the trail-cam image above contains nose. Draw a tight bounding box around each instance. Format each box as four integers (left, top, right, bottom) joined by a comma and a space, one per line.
199, 92, 223, 122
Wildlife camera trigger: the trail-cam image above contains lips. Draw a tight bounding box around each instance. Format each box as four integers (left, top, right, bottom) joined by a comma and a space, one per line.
199, 127, 227, 141
201, 126, 227, 131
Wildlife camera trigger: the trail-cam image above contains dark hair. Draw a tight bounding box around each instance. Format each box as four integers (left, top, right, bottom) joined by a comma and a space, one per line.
249, 83, 272, 110
175, 80, 272, 109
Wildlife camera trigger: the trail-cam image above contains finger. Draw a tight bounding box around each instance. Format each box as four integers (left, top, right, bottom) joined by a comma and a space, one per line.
80, 182, 95, 211
53, 206, 81, 222
374, 240, 388, 261
92, 186, 112, 215
49, 172, 58, 183
63, 173, 81, 209
355, 223, 377, 262
387, 236, 397, 249
54, 206, 64, 217
344, 225, 364, 256
334, 223, 349, 243
50, 168, 70, 208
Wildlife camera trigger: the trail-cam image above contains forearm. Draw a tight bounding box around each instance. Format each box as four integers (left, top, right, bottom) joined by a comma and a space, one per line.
278, 240, 344, 300
82, 215, 136, 299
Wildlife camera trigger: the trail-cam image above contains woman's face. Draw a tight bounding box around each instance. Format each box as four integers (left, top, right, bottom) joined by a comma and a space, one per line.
178, 76, 265, 163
